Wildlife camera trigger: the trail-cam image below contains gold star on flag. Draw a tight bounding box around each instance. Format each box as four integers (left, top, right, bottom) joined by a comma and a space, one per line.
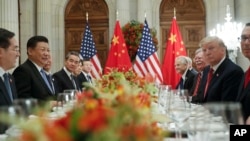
168, 33, 176, 44
112, 35, 119, 46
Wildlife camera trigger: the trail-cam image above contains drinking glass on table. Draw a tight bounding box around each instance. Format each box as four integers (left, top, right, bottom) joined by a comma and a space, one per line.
63, 89, 78, 105
167, 89, 190, 139
0, 105, 24, 135
203, 102, 243, 141
13, 98, 38, 117
157, 85, 172, 114
56, 92, 75, 113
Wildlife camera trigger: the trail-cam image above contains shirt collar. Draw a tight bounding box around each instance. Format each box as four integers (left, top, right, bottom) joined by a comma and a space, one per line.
63, 67, 74, 78
210, 56, 226, 72
29, 59, 43, 72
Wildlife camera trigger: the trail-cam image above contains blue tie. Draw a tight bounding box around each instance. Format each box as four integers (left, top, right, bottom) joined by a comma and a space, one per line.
179, 78, 184, 89
40, 69, 54, 94
46, 74, 55, 94
70, 74, 77, 90
3, 73, 13, 102
87, 75, 92, 83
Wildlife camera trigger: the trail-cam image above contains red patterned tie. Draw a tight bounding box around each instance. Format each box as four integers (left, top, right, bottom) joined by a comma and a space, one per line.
192, 72, 201, 96
244, 67, 250, 88
204, 68, 214, 98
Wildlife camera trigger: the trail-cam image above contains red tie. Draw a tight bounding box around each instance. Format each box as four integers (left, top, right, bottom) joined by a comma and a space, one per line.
244, 67, 250, 88
192, 72, 201, 96
204, 68, 214, 98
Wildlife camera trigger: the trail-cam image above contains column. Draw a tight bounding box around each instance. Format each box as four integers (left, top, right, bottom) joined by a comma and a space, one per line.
137, 0, 152, 25
116, 0, 130, 26
0, 0, 19, 35
37, 0, 51, 39
19, 0, 36, 63
0, 0, 19, 72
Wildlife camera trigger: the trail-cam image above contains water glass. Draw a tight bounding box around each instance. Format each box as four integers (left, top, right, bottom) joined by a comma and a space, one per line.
157, 85, 171, 114
0, 105, 24, 134
13, 98, 38, 117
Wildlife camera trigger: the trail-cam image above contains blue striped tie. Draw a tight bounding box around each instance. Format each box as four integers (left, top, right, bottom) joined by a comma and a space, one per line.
3, 73, 13, 102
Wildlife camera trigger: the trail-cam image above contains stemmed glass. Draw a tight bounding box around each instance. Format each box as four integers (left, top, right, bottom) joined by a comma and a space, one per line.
13, 98, 38, 117
157, 85, 172, 114
56, 92, 75, 114
63, 89, 78, 106
203, 102, 244, 140
0, 105, 24, 136
167, 89, 190, 139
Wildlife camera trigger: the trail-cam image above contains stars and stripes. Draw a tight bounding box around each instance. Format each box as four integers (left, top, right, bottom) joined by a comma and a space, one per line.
80, 22, 102, 79
133, 19, 163, 84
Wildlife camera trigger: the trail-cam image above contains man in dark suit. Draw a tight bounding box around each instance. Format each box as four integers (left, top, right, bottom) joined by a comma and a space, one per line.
197, 36, 243, 103
0, 28, 19, 106
236, 23, 250, 122
77, 59, 93, 89
175, 56, 196, 93
190, 48, 207, 103
13, 36, 56, 102
43, 54, 58, 95
53, 51, 81, 93
0, 28, 20, 134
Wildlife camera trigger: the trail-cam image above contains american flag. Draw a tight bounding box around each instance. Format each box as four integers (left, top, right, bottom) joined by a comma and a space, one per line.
80, 22, 102, 79
133, 19, 163, 84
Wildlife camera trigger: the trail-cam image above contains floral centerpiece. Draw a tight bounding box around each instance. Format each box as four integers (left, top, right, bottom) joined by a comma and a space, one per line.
14, 68, 166, 141
122, 20, 158, 61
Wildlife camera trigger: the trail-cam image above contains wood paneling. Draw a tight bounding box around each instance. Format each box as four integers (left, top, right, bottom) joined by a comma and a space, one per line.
160, 0, 206, 62
65, 0, 109, 68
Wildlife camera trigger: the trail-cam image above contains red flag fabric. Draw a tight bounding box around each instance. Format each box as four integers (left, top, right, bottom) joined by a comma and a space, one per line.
161, 17, 187, 87
104, 21, 132, 74
80, 21, 102, 79
133, 19, 163, 84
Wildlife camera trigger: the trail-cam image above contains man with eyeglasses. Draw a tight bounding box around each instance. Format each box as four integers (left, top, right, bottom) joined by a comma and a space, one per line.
53, 51, 81, 93
0, 28, 19, 107
236, 23, 250, 123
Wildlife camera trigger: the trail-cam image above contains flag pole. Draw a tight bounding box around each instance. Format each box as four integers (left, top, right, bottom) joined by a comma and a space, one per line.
174, 7, 176, 19
86, 12, 88, 21
116, 10, 119, 21
144, 11, 147, 19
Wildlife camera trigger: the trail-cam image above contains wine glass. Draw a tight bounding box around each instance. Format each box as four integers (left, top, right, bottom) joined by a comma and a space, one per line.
187, 113, 210, 141
168, 89, 190, 139
56, 93, 75, 114
0, 105, 24, 135
13, 98, 38, 117
203, 102, 243, 140
63, 89, 78, 105
157, 85, 172, 114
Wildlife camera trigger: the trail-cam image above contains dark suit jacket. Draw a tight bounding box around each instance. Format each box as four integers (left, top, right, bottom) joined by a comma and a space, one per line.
53, 69, 81, 93
197, 58, 244, 103
13, 59, 56, 101
236, 72, 250, 121
176, 69, 197, 93
77, 72, 92, 89
0, 74, 17, 106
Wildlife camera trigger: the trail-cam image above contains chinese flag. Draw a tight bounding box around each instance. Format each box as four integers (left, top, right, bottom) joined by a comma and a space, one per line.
104, 20, 132, 74
161, 17, 187, 87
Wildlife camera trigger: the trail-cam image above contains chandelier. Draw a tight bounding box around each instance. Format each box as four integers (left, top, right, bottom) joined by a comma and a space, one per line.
209, 5, 243, 63
209, 5, 243, 51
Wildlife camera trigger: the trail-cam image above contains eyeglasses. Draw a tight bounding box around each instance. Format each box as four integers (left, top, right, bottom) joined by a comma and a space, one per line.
240, 35, 250, 42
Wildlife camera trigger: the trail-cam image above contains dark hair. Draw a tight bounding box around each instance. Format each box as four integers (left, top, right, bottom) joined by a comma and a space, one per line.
0, 28, 15, 49
245, 23, 250, 26
27, 35, 48, 49
65, 51, 80, 60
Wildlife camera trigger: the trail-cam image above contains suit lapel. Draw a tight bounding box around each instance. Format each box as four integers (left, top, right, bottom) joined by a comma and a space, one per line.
0, 79, 12, 104
27, 60, 53, 95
